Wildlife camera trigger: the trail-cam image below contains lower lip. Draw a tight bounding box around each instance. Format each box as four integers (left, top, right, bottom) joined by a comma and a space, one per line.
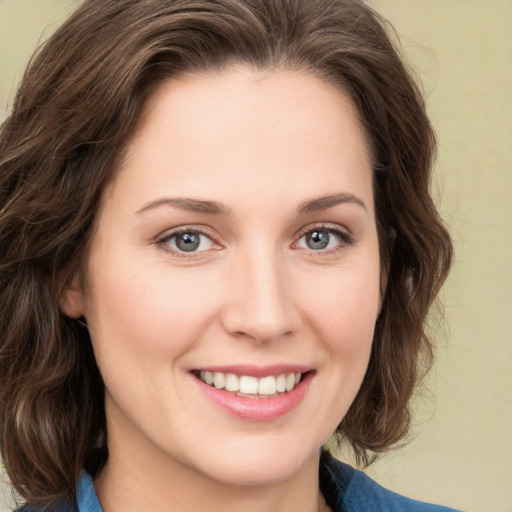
193, 372, 314, 421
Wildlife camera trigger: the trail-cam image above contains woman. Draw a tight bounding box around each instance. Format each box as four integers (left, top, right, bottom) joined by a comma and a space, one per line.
0, 0, 457, 511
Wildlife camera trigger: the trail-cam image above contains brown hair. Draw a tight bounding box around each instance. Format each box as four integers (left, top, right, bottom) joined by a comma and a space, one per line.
0, 0, 452, 507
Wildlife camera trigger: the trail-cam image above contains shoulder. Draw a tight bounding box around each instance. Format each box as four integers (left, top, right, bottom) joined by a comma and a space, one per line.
342, 469, 463, 512
320, 451, 465, 512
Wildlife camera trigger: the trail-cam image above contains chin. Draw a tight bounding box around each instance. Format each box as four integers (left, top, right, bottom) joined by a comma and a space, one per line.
205, 456, 307, 487
187, 434, 322, 488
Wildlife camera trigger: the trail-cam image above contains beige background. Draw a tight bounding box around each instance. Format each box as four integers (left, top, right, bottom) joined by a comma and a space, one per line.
1, 1, 511, 511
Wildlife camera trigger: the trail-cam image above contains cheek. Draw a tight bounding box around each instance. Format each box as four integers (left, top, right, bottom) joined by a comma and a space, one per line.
298, 260, 380, 367
85, 257, 221, 363
303, 264, 380, 326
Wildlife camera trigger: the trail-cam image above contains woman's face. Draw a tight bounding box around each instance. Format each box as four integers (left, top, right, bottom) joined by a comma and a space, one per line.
64, 67, 381, 486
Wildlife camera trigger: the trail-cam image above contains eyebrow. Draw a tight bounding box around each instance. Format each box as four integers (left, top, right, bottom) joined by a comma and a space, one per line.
136, 192, 367, 216
298, 193, 367, 213
136, 197, 231, 216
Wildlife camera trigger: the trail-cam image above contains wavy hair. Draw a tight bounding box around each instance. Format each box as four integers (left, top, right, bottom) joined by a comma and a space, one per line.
0, 0, 452, 507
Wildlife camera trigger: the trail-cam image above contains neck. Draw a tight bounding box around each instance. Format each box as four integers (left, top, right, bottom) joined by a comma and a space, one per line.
94, 396, 334, 512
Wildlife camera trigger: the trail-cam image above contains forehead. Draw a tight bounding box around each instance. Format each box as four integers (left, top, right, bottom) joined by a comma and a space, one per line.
107, 66, 374, 216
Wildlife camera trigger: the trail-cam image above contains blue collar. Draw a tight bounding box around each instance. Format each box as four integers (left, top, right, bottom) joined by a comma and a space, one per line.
76, 471, 103, 512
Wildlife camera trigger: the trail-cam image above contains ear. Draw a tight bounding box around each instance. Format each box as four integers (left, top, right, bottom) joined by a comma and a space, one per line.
59, 273, 85, 318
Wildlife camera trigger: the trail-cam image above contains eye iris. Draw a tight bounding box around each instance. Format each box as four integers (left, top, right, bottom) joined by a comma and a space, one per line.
176, 232, 200, 252
306, 230, 330, 250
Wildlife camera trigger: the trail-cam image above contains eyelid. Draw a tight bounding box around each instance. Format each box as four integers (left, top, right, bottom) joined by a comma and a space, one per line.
155, 225, 221, 257
293, 223, 355, 251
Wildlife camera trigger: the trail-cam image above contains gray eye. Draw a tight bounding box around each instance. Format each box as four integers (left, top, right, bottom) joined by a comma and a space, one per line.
297, 228, 347, 251
305, 230, 331, 250
175, 232, 201, 252
165, 231, 214, 253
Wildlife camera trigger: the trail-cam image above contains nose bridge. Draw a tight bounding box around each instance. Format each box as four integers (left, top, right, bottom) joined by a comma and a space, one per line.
222, 241, 296, 343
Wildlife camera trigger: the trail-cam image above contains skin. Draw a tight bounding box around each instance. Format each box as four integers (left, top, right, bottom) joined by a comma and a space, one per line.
62, 66, 382, 512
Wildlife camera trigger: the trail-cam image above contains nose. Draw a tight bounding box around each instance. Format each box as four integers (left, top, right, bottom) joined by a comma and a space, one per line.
221, 247, 298, 344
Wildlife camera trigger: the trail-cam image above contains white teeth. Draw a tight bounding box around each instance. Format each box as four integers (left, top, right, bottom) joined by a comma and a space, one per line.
239, 375, 259, 394
258, 376, 277, 395
198, 371, 303, 395
213, 372, 225, 389
285, 373, 295, 391
276, 374, 286, 392
225, 373, 239, 392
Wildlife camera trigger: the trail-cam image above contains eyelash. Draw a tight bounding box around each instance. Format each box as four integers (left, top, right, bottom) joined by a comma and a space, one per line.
156, 223, 354, 258
156, 227, 218, 259
294, 223, 355, 254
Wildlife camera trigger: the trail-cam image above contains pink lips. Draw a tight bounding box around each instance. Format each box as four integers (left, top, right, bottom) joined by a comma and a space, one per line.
191, 365, 314, 421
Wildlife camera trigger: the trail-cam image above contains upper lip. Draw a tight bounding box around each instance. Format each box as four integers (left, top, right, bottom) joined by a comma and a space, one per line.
190, 364, 313, 378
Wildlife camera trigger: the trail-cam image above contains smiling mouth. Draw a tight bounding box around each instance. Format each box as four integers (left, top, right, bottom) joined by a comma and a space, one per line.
193, 370, 305, 398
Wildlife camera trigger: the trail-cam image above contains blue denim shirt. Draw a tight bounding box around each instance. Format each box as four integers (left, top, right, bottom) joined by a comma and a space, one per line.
319, 451, 463, 512
21, 451, 464, 511
76, 471, 102, 512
